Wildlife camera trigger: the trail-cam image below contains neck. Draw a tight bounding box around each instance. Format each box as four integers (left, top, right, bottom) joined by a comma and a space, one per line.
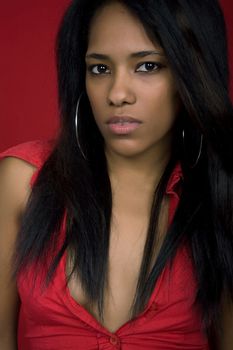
105, 145, 171, 193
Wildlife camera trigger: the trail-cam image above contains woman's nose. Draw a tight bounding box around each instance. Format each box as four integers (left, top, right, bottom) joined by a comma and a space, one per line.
107, 72, 136, 107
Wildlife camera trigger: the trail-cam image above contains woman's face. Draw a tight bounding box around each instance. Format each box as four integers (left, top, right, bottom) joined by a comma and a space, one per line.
85, 1, 181, 160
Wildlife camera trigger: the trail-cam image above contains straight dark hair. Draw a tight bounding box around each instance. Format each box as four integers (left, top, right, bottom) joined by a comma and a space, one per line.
15, 0, 233, 338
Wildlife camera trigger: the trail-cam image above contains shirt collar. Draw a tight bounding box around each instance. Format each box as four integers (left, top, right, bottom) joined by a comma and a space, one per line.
166, 162, 183, 195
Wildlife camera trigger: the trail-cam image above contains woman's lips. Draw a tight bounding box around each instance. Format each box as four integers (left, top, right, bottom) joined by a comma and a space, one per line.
106, 116, 142, 135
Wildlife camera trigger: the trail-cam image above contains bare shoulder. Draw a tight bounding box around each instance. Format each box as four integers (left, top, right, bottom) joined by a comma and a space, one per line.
0, 155, 37, 183
0, 156, 36, 346
0, 156, 37, 214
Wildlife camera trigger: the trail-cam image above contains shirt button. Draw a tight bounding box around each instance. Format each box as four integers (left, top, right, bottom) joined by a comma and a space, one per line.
109, 334, 119, 345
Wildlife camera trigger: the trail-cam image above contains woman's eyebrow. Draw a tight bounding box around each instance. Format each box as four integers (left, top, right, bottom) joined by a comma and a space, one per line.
85, 50, 165, 60
131, 50, 165, 58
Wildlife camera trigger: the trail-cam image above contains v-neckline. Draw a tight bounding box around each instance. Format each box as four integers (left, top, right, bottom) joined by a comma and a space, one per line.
59, 249, 168, 336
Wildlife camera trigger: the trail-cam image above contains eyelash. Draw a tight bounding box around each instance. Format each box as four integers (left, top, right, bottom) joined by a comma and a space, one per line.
87, 62, 163, 75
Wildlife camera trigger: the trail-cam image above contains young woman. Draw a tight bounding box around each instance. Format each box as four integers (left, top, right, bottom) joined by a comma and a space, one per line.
0, 0, 233, 349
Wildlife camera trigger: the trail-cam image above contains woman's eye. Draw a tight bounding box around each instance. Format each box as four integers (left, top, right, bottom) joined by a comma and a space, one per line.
136, 62, 161, 72
88, 64, 110, 75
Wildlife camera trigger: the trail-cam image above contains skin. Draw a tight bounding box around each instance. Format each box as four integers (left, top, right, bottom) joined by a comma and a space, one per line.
85, 1, 181, 186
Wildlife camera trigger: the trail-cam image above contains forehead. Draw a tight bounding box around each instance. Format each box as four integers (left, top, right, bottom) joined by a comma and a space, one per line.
87, 1, 163, 55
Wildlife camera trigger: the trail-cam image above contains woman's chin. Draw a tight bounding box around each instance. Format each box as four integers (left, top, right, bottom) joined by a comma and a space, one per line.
104, 140, 151, 159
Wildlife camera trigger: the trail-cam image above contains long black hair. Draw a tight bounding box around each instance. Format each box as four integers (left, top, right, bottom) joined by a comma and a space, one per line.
15, 0, 233, 336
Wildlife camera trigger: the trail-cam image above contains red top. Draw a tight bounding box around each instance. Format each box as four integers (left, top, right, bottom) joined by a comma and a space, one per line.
0, 140, 209, 350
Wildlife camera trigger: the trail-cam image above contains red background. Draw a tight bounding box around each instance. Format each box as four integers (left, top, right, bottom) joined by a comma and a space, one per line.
0, 0, 232, 151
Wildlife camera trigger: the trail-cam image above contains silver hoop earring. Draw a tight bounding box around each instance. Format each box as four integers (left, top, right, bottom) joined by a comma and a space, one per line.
182, 130, 203, 168
75, 92, 87, 160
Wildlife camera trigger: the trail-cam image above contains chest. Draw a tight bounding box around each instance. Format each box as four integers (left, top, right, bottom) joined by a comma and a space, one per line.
67, 200, 169, 333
